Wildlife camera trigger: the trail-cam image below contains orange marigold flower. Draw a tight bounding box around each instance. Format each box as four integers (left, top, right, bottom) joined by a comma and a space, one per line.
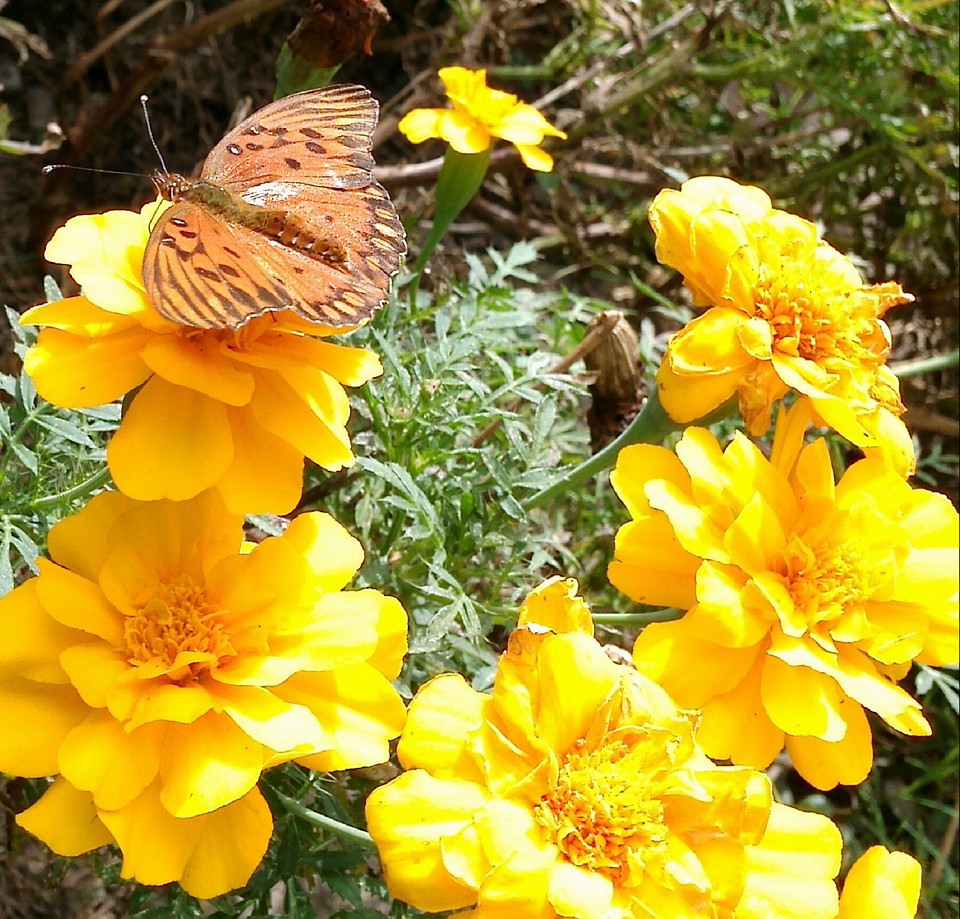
366, 577, 843, 918
22, 205, 383, 514
610, 401, 959, 790
838, 846, 921, 919
0, 490, 407, 898
398, 66, 566, 171
651, 175, 916, 476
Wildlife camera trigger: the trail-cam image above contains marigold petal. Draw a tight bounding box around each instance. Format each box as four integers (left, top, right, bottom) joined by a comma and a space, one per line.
646, 477, 728, 563
535, 633, 619, 753
737, 802, 841, 919
398, 107, 446, 143
495, 104, 565, 142
142, 334, 255, 405
44, 210, 152, 316
696, 656, 785, 768
58, 710, 163, 810
547, 860, 614, 919
178, 788, 273, 899
109, 378, 234, 500
365, 770, 485, 912
250, 369, 354, 471
440, 822, 489, 894
785, 702, 873, 790
838, 846, 921, 919
476, 844, 556, 919
235, 332, 383, 386
633, 618, 758, 706
657, 315, 753, 423
215, 408, 305, 515
212, 682, 323, 756
397, 672, 486, 773
514, 143, 554, 172
611, 443, 688, 516
830, 646, 930, 736
98, 781, 199, 886
438, 110, 491, 154
691, 563, 770, 647
46, 490, 128, 582
22, 295, 141, 333
0, 579, 76, 683
761, 655, 847, 741
23, 325, 152, 408
517, 576, 593, 636
160, 712, 264, 818
282, 665, 407, 771
16, 777, 113, 856
34, 559, 123, 643
725, 493, 788, 576
609, 517, 700, 608
59, 642, 132, 711
0, 675, 90, 776
282, 510, 366, 593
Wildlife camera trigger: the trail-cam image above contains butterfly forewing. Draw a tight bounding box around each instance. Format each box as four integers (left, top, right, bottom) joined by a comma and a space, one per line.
201, 85, 379, 191
146, 204, 295, 327
143, 83, 405, 330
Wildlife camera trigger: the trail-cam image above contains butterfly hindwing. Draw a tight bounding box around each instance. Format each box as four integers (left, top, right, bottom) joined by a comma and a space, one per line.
230, 178, 406, 327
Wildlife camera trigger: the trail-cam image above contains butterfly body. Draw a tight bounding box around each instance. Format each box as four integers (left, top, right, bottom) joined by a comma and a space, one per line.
152, 171, 348, 266
142, 85, 405, 330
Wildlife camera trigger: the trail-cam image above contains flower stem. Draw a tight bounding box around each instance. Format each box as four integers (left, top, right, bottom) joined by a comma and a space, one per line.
890, 348, 959, 379
523, 391, 677, 511
592, 608, 683, 627
408, 147, 491, 290
30, 466, 113, 512
274, 791, 374, 848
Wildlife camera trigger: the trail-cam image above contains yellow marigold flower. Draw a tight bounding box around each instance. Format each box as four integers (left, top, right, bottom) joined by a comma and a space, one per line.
0, 490, 407, 898
366, 576, 843, 918
838, 846, 921, 919
398, 66, 566, 171
21, 205, 383, 514
651, 175, 916, 476
610, 401, 959, 790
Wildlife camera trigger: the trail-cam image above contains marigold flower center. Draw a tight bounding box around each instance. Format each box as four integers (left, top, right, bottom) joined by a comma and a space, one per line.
780, 530, 873, 624
756, 272, 870, 370
124, 575, 233, 678
534, 738, 666, 884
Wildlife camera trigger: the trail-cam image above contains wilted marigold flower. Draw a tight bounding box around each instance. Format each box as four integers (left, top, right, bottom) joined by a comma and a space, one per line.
366, 576, 844, 918
22, 205, 382, 514
609, 401, 959, 790
398, 66, 566, 171
0, 490, 407, 898
838, 846, 922, 919
651, 175, 916, 476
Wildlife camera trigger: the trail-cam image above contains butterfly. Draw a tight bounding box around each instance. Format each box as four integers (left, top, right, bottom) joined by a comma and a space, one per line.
142, 83, 406, 330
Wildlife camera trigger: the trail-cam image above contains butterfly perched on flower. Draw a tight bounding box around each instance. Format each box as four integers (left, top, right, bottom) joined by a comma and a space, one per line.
143, 83, 405, 330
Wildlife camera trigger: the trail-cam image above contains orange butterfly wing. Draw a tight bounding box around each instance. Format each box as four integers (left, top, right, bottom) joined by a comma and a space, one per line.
144, 203, 297, 328
143, 84, 405, 330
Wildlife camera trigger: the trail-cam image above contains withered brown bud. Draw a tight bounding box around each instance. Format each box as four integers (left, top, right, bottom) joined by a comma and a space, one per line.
287, 0, 390, 68
584, 311, 642, 451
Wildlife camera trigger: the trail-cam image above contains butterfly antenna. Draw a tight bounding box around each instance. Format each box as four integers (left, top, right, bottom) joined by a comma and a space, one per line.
140, 94, 169, 175
42, 164, 149, 179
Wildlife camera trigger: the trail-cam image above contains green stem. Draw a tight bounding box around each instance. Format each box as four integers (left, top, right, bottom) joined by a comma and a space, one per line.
408, 147, 491, 290
30, 466, 113, 512
890, 349, 959, 379
523, 391, 677, 511
274, 791, 374, 848
592, 608, 683, 627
